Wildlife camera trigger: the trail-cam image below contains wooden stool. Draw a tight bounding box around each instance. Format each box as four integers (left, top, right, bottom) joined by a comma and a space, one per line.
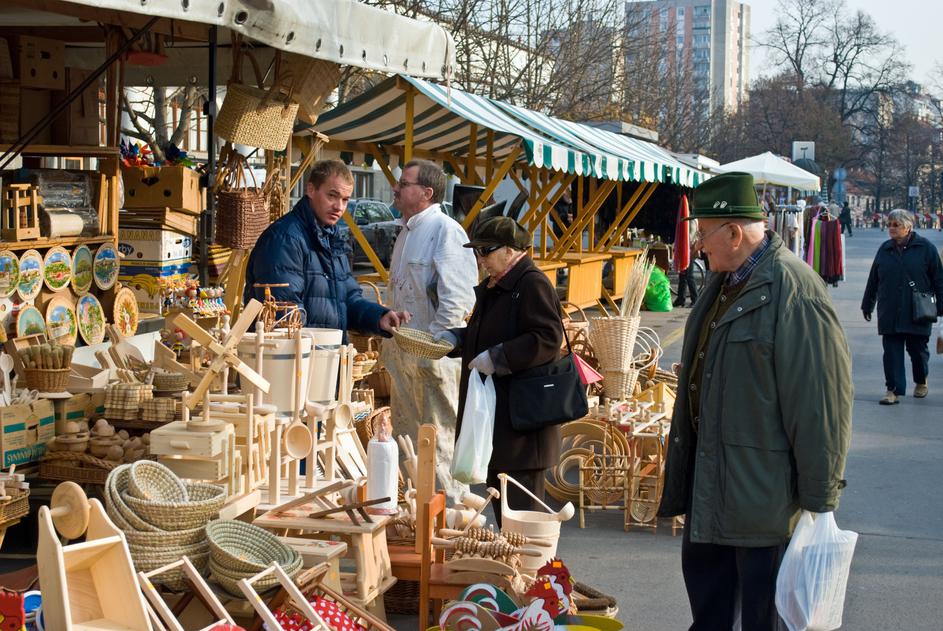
279, 536, 347, 593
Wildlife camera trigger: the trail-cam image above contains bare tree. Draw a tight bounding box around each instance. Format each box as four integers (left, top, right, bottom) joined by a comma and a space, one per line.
122, 86, 206, 163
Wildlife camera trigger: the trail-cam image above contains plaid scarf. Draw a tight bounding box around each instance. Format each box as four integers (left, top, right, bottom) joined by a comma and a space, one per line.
727, 236, 770, 286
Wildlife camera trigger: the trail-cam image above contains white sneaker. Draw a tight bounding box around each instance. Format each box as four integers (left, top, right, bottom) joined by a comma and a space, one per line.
879, 391, 899, 405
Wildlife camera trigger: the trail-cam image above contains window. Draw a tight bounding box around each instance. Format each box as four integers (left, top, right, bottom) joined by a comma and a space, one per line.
677, 6, 685, 18
354, 172, 373, 199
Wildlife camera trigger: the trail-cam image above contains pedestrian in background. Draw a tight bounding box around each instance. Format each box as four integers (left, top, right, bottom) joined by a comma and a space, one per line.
861, 209, 943, 404
658, 172, 852, 631
839, 201, 853, 236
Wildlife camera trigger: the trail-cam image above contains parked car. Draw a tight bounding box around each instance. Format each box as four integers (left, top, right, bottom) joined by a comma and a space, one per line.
339, 199, 400, 266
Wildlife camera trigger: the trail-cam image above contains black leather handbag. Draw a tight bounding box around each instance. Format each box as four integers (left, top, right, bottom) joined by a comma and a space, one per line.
505, 270, 588, 432
903, 266, 938, 324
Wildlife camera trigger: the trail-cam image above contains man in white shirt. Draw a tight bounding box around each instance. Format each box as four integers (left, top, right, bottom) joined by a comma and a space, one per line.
383, 159, 478, 500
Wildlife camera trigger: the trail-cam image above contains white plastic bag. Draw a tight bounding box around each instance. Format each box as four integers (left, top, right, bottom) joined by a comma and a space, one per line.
776, 511, 859, 631
450, 369, 496, 485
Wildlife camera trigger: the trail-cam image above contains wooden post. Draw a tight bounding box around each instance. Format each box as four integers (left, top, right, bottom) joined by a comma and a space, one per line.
460, 146, 522, 230
485, 130, 495, 182
550, 180, 617, 260
367, 143, 398, 188
595, 182, 649, 251
465, 123, 479, 185
342, 212, 388, 282
404, 87, 415, 163
597, 182, 658, 251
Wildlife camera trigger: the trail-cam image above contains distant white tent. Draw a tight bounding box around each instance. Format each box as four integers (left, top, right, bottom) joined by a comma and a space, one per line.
716, 151, 821, 191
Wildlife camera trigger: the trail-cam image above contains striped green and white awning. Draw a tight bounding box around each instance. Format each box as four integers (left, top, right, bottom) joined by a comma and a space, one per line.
304, 75, 706, 185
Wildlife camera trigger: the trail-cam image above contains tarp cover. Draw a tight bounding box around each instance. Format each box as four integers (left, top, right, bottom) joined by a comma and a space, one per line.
54, 0, 455, 80
716, 151, 821, 191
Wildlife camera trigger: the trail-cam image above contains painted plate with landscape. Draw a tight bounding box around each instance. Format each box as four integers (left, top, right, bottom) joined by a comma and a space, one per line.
0, 297, 14, 333
16, 305, 47, 338
93, 243, 119, 290
77, 293, 106, 345
16, 250, 44, 301
113, 286, 139, 337
43, 246, 73, 292
71, 245, 94, 293
0, 250, 19, 298
45, 295, 78, 345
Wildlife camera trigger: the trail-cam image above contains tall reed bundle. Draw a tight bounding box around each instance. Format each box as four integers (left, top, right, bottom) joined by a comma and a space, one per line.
620, 247, 656, 317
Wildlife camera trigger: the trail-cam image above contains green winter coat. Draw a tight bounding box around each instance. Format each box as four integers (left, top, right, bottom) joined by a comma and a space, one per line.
657, 232, 852, 547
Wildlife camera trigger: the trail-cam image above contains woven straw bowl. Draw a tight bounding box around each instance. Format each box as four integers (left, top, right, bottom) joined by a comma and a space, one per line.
392, 327, 454, 360
206, 519, 302, 575
121, 483, 226, 531
152, 372, 190, 393
135, 549, 210, 591
128, 461, 189, 503
209, 556, 302, 597
105, 465, 161, 532
122, 524, 206, 548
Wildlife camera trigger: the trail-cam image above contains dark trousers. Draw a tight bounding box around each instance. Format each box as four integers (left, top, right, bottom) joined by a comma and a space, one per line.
681, 517, 786, 631
486, 468, 545, 529
675, 268, 699, 306
840, 220, 853, 236
882, 333, 930, 395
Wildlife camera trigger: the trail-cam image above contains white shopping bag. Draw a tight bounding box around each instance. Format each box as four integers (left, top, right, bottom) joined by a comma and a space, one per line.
776, 511, 859, 631
450, 369, 496, 485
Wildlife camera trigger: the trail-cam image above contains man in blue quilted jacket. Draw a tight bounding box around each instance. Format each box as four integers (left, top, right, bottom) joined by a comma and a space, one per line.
245, 159, 409, 340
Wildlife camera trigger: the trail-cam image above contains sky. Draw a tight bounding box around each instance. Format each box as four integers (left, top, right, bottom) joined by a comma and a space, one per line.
748, 0, 942, 89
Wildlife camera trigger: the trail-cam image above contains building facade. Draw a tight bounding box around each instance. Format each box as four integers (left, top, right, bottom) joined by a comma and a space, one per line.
626, 0, 750, 113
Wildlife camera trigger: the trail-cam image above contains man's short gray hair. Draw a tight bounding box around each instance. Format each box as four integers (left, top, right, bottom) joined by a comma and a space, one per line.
404, 159, 446, 204
887, 209, 914, 229
736, 219, 766, 238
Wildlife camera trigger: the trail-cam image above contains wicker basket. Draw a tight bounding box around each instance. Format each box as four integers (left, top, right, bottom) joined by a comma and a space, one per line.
121, 483, 226, 531
350, 282, 384, 354
366, 366, 392, 400
588, 315, 641, 373
216, 82, 299, 152
141, 398, 176, 423
40, 452, 119, 486
123, 524, 206, 548
209, 558, 284, 597
0, 488, 30, 523
205, 519, 302, 575
383, 579, 420, 615
391, 327, 454, 360
601, 369, 641, 400
128, 461, 188, 503
105, 465, 161, 532
23, 367, 70, 392
152, 372, 190, 393
133, 549, 209, 591
215, 186, 270, 250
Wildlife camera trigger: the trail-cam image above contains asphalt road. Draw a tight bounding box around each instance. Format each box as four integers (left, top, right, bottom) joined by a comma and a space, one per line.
548, 225, 943, 630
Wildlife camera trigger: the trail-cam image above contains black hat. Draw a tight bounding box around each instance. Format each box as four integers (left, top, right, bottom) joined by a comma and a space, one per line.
464, 216, 531, 250
688, 172, 765, 220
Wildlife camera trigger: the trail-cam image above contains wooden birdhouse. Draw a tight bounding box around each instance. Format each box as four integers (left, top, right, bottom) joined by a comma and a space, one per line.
2, 184, 41, 241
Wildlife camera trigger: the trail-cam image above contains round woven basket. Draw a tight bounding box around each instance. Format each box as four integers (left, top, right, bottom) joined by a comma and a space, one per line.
134, 549, 209, 591
121, 483, 226, 531
123, 524, 206, 548
601, 368, 640, 400
128, 461, 188, 503
105, 465, 161, 532
152, 372, 190, 393
391, 327, 453, 360
588, 315, 640, 372
23, 368, 70, 392
209, 558, 283, 597
205, 519, 302, 575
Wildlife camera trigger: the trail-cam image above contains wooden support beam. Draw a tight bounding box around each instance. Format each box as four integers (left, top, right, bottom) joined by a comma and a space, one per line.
518, 171, 568, 228
445, 155, 466, 182
460, 146, 523, 231
599, 182, 658, 251
509, 169, 529, 197
486, 130, 495, 182
288, 137, 319, 192
342, 212, 388, 282
549, 180, 617, 260
404, 87, 415, 163
366, 143, 398, 188
595, 183, 649, 251
465, 123, 479, 185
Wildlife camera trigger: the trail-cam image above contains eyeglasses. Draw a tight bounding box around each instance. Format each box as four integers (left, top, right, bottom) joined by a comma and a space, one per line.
693, 221, 732, 243
474, 245, 503, 257
888, 221, 906, 228
396, 179, 426, 188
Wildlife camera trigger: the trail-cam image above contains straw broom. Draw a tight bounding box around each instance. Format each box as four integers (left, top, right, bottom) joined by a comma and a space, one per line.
619, 247, 656, 318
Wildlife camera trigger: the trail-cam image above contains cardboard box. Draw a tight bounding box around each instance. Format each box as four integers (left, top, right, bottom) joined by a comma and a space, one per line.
122, 165, 204, 214
52, 67, 101, 146
0, 81, 52, 144
87, 391, 106, 417
0, 400, 54, 467
11, 36, 64, 90
118, 266, 190, 314
54, 393, 91, 435
33, 399, 55, 445
118, 228, 193, 262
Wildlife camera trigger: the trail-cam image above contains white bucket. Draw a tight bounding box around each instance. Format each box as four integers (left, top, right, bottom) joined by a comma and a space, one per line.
237, 331, 312, 416
499, 472, 575, 575
304, 328, 342, 403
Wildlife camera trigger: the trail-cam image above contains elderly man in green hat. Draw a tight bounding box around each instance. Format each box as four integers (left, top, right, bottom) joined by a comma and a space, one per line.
657, 172, 853, 630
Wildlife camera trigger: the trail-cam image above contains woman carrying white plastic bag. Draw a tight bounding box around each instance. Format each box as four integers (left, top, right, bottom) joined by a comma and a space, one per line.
776, 511, 859, 631
450, 369, 496, 484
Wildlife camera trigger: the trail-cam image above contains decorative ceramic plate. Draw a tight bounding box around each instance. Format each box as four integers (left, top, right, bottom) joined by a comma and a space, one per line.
0, 297, 14, 334
71, 245, 94, 293
0, 250, 19, 298
16, 250, 44, 301
43, 246, 73, 292
45, 295, 78, 345
16, 305, 47, 337
112, 286, 139, 337
76, 293, 106, 345
93, 242, 119, 290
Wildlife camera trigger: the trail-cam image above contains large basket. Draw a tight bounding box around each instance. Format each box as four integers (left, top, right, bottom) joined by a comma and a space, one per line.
132, 548, 209, 591
128, 461, 188, 503
588, 315, 640, 373
205, 519, 302, 576
105, 465, 161, 532
391, 327, 454, 360
23, 368, 70, 392
152, 372, 190, 393
121, 483, 226, 531
601, 368, 641, 400
215, 83, 299, 151
215, 186, 270, 250
0, 488, 30, 523
123, 524, 206, 548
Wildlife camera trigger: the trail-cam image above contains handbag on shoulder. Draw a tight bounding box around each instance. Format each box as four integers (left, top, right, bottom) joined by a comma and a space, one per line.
902, 265, 938, 324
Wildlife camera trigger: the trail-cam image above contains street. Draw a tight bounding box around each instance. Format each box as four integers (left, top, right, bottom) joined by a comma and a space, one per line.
552, 225, 943, 630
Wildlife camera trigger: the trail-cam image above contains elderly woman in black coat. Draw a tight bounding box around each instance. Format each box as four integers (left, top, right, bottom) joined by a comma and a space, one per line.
862, 209, 943, 405
436, 217, 564, 526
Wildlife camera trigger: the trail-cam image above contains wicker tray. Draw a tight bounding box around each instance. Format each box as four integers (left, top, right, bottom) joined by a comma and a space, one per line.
391, 327, 453, 360
0, 488, 30, 523
40, 452, 120, 485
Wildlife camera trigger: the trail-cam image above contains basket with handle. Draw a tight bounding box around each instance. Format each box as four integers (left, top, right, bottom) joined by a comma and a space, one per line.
23, 368, 70, 392
391, 327, 454, 360
214, 145, 271, 250
588, 315, 641, 374
215, 38, 299, 151
349, 281, 384, 354
561, 301, 590, 348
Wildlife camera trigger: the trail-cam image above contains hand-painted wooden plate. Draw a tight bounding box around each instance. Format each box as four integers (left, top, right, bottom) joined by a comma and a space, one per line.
93, 242, 119, 290
76, 293, 106, 345
45, 294, 78, 345
43, 246, 73, 292
0, 250, 19, 299
16, 250, 44, 301
71, 245, 94, 293
0, 297, 14, 335
16, 304, 47, 337
113, 286, 139, 337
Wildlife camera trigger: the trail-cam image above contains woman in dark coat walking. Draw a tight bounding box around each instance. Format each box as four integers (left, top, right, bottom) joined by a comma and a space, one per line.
436, 217, 564, 526
862, 209, 943, 404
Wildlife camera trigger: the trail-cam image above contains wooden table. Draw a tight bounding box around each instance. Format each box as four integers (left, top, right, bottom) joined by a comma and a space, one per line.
533, 258, 567, 289
537, 252, 611, 311
608, 247, 645, 298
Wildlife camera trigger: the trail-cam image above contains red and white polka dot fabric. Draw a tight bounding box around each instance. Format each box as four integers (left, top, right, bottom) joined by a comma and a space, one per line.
272, 596, 366, 631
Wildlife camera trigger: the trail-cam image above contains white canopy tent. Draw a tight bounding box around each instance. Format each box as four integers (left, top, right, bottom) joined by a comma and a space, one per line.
716, 151, 821, 191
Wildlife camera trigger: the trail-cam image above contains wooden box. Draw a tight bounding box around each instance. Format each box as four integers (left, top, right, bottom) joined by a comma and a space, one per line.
52, 67, 101, 146
121, 165, 204, 214
10, 36, 64, 90
159, 454, 228, 480
149, 420, 230, 457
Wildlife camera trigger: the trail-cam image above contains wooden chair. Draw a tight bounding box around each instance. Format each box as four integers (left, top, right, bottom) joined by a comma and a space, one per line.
388, 424, 437, 582
418, 490, 465, 631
